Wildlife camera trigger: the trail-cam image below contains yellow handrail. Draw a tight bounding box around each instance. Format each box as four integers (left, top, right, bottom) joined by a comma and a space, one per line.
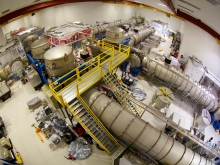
104, 72, 144, 116
77, 96, 119, 145
65, 101, 112, 154
102, 75, 134, 114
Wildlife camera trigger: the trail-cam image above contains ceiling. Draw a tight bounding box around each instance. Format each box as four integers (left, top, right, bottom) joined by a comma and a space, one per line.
129, 0, 173, 13
172, 0, 220, 34
0, 0, 219, 35
0, 0, 51, 17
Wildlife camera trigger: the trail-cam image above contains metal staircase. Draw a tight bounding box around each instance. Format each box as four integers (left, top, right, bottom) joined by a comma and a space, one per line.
49, 39, 130, 155
102, 72, 143, 117
66, 97, 118, 154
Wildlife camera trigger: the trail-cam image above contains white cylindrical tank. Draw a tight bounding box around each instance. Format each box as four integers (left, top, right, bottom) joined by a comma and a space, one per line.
44, 46, 75, 77
128, 53, 142, 69
195, 109, 211, 130
153, 87, 174, 111
31, 38, 50, 59
23, 35, 38, 51
106, 27, 124, 43
82, 89, 211, 165
140, 42, 151, 54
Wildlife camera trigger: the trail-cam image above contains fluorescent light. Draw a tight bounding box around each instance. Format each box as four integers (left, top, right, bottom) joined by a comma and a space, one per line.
158, 3, 167, 7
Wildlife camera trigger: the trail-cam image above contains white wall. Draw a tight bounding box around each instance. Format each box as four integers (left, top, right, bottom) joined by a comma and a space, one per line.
179, 21, 220, 78
0, 1, 219, 78
1, 2, 181, 33
136, 8, 182, 31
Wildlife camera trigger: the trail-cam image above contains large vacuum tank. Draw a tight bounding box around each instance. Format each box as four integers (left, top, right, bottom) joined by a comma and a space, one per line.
195, 109, 211, 130
23, 35, 38, 51
140, 42, 151, 54
128, 53, 142, 69
106, 27, 124, 43
31, 38, 50, 59
44, 46, 75, 77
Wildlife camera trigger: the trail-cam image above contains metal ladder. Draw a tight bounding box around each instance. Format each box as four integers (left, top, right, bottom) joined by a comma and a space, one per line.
102, 72, 143, 117
65, 97, 118, 155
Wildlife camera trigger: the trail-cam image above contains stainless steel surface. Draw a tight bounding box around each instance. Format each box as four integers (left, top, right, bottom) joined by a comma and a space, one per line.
82, 89, 212, 165
31, 38, 50, 59
128, 27, 155, 46
128, 53, 142, 68
106, 27, 124, 43
44, 46, 72, 60
195, 109, 211, 130
142, 56, 218, 111
44, 46, 75, 77
154, 87, 174, 110
23, 35, 38, 50
140, 42, 151, 54
104, 85, 220, 158
92, 19, 137, 35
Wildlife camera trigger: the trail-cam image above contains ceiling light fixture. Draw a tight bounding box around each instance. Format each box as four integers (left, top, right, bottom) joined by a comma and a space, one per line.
158, 3, 167, 7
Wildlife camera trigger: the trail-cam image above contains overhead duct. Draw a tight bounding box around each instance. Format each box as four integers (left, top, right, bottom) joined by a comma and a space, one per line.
142, 56, 218, 112
82, 89, 213, 165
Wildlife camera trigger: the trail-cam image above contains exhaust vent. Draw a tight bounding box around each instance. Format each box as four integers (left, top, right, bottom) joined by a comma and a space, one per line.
33, 0, 40, 3
178, 5, 194, 12
206, 0, 220, 6
179, 0, 201, 10
2, 9, 10, 14
178, 8, 192, 15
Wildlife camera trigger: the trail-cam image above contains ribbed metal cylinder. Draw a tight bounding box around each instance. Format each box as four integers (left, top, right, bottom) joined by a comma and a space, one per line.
82, 89, 211, 165
142, 56, 218, 112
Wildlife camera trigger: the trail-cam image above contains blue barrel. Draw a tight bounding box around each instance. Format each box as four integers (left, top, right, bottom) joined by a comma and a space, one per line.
132, 67, 141, 77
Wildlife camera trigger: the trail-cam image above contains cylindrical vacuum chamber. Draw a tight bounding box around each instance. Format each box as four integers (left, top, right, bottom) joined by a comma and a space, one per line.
44, 46, 75, 77
31, 38, 50, 59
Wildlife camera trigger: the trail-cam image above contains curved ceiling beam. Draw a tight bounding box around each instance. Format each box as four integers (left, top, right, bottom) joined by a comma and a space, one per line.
0, 0, 219, 42
176, 9, 220, 41
160, 0, 176, 14
0, 0, 124, 25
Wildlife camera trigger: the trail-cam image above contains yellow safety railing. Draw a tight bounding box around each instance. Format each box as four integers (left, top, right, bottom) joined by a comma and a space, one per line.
49, 39, 130, 105
65, 99, 114, 155
77, 96, 119, 144
48, 39, 132, 155
77, 67, 102, 95
107, 72, 144, 116
103, 73, 137, 115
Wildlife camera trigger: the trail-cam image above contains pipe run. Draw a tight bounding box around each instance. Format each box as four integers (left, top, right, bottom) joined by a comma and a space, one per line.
82, 89, 213, 165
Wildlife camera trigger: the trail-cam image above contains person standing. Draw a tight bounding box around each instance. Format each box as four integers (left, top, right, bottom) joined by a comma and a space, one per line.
126, 63, 131, 75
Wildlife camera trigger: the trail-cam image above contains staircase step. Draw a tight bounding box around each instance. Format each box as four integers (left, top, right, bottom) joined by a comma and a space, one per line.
69, 101, 79, 108
72, 103, 81, 110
